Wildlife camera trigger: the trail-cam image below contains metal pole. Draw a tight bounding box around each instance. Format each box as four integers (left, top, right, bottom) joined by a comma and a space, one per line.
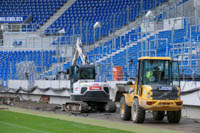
145, 22, 148, 56
172, 19, 175, 58
141, 32, 143, 56
166, 38, 168, 56
86, 21, 88, 45
175, 2, 177, 18
80, 21, 82, 40
100, 21, 101, 40
195, 0, 198, 25
72, 24, 75, 44
156, 33, 158, 56
127, 6, 130, 24
94, 30, 96, 65
183, 36, 186, 75
111, 40, 113, 80
113, 14, 115, 32
189, 25, 192, 71
94, 27, 95, 43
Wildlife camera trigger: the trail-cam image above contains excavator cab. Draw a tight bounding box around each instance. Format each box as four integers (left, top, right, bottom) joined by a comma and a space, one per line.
120, 57, 182, 123
68, 65, 96, 92
66, 64, 115, 112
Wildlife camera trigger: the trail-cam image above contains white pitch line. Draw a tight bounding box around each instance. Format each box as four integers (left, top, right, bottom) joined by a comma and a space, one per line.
0, 121, 50, 133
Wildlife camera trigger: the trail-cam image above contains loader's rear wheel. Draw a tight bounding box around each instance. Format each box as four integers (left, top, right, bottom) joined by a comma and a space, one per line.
152, 111, 165, 121
105, 101, 116, 113
120, 96, 131, 120
131, 98, 145, 123
167, 110, 181, 123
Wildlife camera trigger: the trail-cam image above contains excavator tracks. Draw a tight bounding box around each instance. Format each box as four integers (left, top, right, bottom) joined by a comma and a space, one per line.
63, 100, 116, 113
64, 101, 89, 113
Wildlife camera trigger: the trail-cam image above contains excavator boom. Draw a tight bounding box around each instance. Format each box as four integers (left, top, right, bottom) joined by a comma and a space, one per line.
71, 37, 90, 66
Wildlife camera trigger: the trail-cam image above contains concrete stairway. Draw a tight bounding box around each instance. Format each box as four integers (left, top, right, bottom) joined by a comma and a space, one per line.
39, 0, 76, 34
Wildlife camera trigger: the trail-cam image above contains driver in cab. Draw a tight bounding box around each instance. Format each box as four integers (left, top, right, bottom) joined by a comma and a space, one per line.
146, 63, 160, 83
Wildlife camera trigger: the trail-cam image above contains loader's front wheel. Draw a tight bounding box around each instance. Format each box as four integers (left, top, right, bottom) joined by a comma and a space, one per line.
131, 98, 145, 123
120, 96, 131, 120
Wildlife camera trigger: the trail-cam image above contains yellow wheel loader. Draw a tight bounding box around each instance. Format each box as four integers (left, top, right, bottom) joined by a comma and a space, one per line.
120, 57, 183, 123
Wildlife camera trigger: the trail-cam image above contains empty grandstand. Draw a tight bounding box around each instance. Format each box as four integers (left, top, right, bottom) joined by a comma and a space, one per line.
0, 0, 200, 119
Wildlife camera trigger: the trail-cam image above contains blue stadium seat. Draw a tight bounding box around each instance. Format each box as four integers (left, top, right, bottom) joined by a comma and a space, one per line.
0, 0, 68, 31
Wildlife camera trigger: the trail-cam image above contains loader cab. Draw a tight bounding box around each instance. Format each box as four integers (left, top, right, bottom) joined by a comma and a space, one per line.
136, 57, 180, 96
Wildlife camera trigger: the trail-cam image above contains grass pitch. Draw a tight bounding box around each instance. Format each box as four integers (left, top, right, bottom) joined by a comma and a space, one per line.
0, 111, 133, 133
0, 106, 181, 133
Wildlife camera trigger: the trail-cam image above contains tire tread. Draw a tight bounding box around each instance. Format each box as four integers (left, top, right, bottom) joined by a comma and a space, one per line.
120, 97, 131, 120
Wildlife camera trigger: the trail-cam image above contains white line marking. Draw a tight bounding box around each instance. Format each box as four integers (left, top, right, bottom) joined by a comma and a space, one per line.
0, 121, 50, 133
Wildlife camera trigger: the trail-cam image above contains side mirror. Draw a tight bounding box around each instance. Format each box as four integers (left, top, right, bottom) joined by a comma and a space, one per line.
129, 77, 136, 81
127, 77, 136, 85
127, 81, 133, 85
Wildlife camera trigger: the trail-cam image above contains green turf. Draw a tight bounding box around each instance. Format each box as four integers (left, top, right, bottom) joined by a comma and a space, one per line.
0, 111, 133, 133
0, 106, 181, 133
